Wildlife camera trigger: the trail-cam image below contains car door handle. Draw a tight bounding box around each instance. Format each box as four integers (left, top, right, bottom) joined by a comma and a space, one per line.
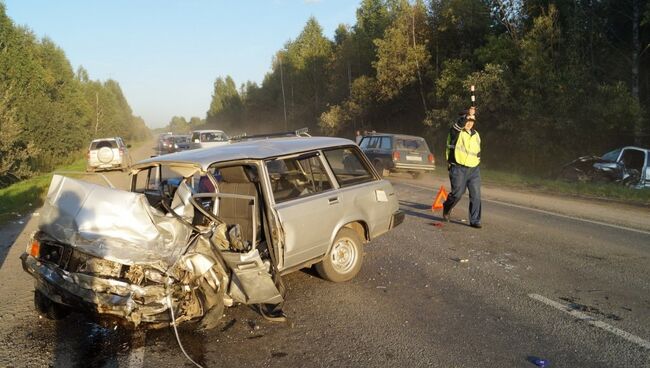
328, 197, 339, 205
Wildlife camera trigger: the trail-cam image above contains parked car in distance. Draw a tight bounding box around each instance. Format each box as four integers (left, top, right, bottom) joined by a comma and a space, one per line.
171, 135, 191, 153
86, 137, 132, 172
560, 146, 650, 188
160, 134, 191, 154
190, 129, 229, 150
158, 132, 173, 153
359, 133, 435, 178
21, 131, 403, 329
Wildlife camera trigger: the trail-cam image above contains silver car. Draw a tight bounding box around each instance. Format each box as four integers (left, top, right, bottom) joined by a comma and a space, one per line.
21, 134, 403, 329
189, 129, 229, 150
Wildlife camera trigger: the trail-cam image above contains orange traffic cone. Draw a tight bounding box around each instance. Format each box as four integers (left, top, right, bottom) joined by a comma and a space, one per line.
432, 186, 448, 211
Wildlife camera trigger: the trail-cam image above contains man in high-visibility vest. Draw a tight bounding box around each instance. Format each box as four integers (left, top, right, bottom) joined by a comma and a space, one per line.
442, 108, 482, 228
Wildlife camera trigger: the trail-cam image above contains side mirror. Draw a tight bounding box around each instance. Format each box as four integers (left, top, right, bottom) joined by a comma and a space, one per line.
127, 144, 132, 148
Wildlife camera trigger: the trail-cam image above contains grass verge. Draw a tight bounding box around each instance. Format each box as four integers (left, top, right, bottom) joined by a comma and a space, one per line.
0, 138, 151, 226
431, 168, 650, 205
0, 159, 86, 225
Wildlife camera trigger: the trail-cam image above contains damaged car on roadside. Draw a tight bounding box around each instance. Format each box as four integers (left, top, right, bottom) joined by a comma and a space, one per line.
20, 131, 404, 330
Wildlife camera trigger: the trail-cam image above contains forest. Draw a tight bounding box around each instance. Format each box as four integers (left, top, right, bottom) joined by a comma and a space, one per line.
199, 0, 650, 174
0, 4, 149, 187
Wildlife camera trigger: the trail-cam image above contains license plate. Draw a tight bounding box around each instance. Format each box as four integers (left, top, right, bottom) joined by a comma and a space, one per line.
406, 155, 422, 161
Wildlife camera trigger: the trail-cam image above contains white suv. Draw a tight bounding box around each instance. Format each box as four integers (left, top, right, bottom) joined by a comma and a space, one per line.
86, 137, 132, 172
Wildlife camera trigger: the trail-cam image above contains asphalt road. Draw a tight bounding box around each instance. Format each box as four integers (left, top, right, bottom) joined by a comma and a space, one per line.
0, 143, 648, 368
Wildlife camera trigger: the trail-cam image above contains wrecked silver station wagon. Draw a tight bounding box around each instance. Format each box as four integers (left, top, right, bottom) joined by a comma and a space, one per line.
20, 133, 404, 329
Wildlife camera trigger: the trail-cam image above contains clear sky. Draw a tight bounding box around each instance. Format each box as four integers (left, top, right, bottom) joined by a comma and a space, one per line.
3, 0, 361, 128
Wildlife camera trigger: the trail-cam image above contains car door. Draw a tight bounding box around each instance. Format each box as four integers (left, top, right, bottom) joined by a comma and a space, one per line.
266, 151, 339, 269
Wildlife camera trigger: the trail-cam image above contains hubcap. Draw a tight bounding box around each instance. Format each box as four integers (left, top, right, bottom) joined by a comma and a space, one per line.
330, 238, 357, 273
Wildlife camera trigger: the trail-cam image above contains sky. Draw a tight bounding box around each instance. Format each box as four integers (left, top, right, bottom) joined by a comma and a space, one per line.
3, 0, 361, 128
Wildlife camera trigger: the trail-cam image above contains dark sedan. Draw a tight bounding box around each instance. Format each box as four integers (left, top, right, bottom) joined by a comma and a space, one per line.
359, 133, 435, 178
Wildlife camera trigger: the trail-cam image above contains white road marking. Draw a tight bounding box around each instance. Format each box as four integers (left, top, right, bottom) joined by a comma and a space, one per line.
127, 330, 146, 368
397, 182, 650, 236
528, 293, 650, 350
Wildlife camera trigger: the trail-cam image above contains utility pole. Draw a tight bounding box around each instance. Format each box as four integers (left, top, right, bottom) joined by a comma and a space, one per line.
94, 92, 100, 136
279, 55, 288, 131
412, 4, 427, 113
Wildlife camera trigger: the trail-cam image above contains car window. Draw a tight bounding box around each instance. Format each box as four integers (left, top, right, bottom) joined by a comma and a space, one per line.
91, 140, 118, 150
380, 137, 392, 149
359, 137, 371, 148
266, 153, 333, 203
620, 149, 645, 168
201, 132, 227, 142
134, 167, 159, 192
361, 136, 380, 149
601, 148, 622, 162
396, 137, 429, 152
323, 147, 374, 187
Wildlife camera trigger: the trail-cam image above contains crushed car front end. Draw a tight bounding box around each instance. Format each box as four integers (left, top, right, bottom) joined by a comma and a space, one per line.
19, 174, 229, 328
21, 232, 226, 328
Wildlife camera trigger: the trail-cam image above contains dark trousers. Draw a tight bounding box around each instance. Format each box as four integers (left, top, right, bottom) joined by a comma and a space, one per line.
443, 165, 482, 225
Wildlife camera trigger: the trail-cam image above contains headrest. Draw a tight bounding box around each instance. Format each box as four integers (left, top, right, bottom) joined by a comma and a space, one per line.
219, 166, 249, 183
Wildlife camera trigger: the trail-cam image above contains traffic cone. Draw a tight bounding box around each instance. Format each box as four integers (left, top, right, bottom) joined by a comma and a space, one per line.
432, 186, 448, 211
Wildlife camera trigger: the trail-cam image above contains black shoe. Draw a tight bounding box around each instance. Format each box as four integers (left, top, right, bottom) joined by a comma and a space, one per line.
470, 223, 482, 229
442, 211, 450, 222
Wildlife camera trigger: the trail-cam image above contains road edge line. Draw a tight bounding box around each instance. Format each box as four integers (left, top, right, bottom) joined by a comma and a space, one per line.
528, 293, 650, 350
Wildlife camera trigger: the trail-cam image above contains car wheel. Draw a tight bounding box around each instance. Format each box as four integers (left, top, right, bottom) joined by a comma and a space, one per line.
316, 228, 363, 282
34, 289, 71, 320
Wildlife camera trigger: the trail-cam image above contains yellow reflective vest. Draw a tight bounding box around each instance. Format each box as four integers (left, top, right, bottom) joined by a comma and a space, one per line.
447, 129, 481, 167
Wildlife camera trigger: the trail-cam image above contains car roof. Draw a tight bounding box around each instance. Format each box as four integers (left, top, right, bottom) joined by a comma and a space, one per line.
362, 133, 426, 140
191, 129, 225, 133
91, 137, 120, 142
619, 146, 650, 153
134, 136, 356, 171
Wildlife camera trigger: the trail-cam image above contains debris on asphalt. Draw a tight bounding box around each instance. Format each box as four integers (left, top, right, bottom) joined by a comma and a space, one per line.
376, 286, 387, 289
531, 357, 549, 367
459, 259, 469, 263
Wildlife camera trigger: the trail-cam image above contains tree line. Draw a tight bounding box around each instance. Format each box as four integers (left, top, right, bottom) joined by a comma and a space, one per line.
202, 0, 649, 174
0, 4, 149, 187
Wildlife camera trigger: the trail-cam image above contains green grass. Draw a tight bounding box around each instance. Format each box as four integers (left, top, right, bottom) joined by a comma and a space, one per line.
474, 169, 650, 205
0, 159, 87, 224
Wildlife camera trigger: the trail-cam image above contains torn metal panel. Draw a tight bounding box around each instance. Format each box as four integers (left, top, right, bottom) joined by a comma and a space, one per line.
40, 175, 193, 267
222, 249, 283, 305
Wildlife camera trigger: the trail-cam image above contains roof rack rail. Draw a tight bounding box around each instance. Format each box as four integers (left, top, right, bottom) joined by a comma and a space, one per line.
230, 127, 311, 142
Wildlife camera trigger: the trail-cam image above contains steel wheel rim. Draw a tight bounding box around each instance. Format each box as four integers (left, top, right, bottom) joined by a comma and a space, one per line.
331, 238, 356, 273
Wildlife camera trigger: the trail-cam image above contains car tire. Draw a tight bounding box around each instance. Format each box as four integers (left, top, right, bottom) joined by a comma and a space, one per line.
34, 289, 71, 320
316, 228, 363, 282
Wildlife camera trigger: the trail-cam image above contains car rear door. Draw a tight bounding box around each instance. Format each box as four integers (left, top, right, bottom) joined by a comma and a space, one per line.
266, 151, 340, 270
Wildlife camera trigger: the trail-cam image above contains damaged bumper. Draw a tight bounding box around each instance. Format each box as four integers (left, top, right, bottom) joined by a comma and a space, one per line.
21, 252, 174, 326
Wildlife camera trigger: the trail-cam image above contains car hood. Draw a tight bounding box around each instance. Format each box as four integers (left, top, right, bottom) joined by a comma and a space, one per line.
39, 175, 194, 268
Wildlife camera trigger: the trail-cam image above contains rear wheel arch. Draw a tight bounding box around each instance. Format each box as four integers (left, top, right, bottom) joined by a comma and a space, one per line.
342, 221, 368, 243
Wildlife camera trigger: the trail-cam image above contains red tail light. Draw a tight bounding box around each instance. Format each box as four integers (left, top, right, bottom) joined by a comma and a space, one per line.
428, 154, 434, 164
392, 151, 400, 161
119, 148, 124, 156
